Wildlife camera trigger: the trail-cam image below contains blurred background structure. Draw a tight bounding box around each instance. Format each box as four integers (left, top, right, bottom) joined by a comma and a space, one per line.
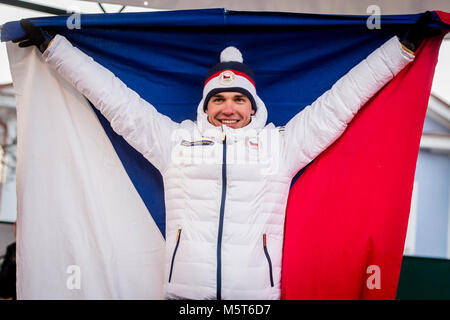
0, 0, 449, 299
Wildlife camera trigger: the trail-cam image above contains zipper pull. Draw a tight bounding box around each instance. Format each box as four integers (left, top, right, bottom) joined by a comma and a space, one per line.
176, 229, 181, 241
222, 130, 226, 142
263, 234, 267, 247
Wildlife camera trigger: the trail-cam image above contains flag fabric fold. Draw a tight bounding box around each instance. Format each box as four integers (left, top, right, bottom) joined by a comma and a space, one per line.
3, 9, 449, 299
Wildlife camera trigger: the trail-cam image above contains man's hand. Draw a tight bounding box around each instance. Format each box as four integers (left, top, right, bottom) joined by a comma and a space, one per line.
12, 19, 52, 53
400, 11, 435, 53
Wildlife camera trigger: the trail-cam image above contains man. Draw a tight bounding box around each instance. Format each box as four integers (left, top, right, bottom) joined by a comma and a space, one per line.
15, 13, 429, 300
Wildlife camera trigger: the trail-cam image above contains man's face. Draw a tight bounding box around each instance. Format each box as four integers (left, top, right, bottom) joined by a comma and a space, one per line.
205, 92, 255, 129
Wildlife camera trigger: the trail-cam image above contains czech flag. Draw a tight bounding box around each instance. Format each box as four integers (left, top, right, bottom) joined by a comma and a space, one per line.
2, 9, 449, 299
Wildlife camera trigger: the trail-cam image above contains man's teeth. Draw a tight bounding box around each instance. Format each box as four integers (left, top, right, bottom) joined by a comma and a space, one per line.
221, 120, 238, 124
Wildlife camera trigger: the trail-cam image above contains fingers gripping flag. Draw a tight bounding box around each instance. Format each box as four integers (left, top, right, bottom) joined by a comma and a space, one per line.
2, 9, 450, 299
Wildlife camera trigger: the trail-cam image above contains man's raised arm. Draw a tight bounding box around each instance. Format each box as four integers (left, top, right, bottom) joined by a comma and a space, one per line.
16, 20, 178, 172
282, 35, 415, 176
282, 11, 434, 176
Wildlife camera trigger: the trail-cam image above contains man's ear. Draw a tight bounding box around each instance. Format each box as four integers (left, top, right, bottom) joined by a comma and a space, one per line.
251, 109, 256, 115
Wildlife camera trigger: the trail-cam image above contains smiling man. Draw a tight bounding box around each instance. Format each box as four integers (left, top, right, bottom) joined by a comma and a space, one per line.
15, 14, 430, 300
202, 47, 257, 130
206, 92, 255, 129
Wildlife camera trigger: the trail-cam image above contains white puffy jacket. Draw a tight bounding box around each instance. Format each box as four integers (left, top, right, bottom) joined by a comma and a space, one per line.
43, 35, 413, 300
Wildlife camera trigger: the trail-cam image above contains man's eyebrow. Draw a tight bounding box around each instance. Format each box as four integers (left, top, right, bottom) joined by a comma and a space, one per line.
211, 93, 247, 98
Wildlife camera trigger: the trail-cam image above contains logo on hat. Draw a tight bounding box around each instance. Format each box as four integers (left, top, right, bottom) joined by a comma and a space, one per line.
219, 70, 235, 86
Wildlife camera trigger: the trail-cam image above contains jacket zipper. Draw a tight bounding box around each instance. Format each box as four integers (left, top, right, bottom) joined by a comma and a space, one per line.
216, 131, 227, 300
263, 234, 274, 287
168, 229, 182, 283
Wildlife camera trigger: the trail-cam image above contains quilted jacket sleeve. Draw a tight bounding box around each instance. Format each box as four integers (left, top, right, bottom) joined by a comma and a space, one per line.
42, 34, 178, 172
283, 36, 415, 177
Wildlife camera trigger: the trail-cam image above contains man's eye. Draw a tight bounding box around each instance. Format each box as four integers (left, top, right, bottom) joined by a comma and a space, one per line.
213, 98, 223, 102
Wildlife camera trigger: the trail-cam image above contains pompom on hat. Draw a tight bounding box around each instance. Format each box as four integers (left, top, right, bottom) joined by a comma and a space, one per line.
202, 46, 257, 112
220, 46, 243, 63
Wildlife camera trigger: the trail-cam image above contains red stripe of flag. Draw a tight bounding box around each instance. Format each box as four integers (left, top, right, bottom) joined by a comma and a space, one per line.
281, 32, 447, 300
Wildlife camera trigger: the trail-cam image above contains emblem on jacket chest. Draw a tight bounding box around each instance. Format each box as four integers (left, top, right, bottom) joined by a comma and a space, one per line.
180, 139, 214, 147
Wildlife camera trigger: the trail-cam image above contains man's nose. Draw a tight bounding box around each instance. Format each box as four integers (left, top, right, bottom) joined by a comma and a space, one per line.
222, 100, 235, 115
